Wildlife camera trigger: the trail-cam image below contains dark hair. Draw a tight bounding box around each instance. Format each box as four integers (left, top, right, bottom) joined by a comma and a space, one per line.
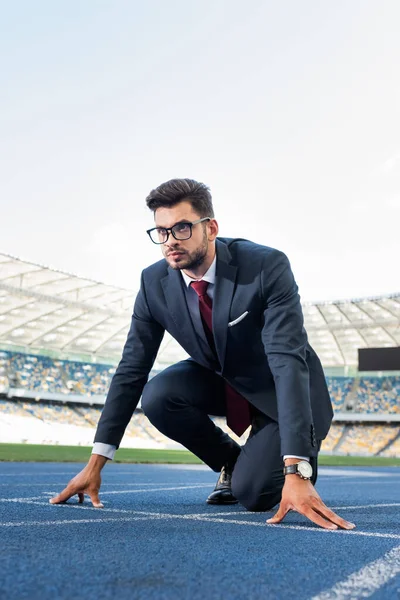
145, 178, 214, 218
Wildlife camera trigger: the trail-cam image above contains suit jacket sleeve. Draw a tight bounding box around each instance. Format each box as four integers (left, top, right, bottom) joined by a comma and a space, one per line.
261, 251, 315, 457
94, 271, 165, 448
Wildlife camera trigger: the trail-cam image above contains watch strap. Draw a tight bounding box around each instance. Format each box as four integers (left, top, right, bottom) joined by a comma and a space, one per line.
283, 464, 299, 476
283, 461, 312, 479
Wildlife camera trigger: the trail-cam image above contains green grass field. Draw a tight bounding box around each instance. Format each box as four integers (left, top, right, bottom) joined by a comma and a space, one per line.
0, 443, 399, 466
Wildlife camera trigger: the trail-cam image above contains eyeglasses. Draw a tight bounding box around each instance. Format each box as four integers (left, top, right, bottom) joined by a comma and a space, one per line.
146, 217, 211, 244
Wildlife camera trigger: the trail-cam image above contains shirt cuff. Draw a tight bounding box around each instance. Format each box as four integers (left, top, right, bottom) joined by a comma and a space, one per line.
92, 443, 117, 461
283, 455, 309, 461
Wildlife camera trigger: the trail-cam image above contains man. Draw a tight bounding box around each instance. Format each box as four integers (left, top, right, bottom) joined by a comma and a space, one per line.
51, 178, 355, 531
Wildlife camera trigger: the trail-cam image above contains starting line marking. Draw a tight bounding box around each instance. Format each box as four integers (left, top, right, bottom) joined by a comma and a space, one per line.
311, 545, 400, 599
99, 484, 211, 495
1, 498, 400, 540
2, 496, 400, 511
0, 484, 211, 502
0, 482, 207, 487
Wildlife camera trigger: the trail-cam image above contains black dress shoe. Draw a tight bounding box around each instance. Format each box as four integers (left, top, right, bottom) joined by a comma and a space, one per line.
206, 464, 238, 505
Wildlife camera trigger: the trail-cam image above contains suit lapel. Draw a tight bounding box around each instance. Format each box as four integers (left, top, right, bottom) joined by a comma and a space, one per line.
213, 240, 237, 369
161, 267, 206, 363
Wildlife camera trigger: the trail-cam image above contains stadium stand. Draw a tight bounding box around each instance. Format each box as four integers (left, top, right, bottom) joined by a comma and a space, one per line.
380, 433, 400, 457
353, 376, 400, 413
325, 377, 355, 412
0, 397, 178, 449
0, 349, 399, 456
335, 424, 398, 456
1, 351, 115, 396
0, 253, 399, 457
2, 350, 399, 414
320, 424, 345, 452
74, 404, 103, 427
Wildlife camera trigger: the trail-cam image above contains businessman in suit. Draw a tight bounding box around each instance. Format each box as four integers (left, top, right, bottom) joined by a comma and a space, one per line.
51, 178, 355, 531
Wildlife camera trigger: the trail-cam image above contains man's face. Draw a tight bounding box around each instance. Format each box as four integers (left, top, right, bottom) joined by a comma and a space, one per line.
154, 201, 211, 271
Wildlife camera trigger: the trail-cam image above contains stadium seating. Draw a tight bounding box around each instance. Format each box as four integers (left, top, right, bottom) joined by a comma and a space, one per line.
325, 377, 354, 412
0, 350, 399, 456
0, 351, 115, 396
2, 351, 399, 413
380, 434, 400, 457
0, 398, 176, 449
352, 377, 400, 414
336, 424, 398, 455
320, 424, 345, 452
0, 398, 29, 417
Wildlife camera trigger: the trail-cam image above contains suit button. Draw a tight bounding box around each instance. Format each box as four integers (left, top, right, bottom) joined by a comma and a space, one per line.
311, 424, 316, 446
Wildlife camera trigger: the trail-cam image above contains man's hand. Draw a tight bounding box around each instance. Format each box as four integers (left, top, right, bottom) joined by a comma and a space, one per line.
49, 454, 107, 508
267, 473, 356, 531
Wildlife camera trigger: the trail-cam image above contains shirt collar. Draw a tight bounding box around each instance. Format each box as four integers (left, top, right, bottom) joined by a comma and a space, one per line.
181, 253, 217, 288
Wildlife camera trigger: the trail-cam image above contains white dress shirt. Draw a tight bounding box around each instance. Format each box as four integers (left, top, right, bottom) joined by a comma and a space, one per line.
92, 254, 307, 462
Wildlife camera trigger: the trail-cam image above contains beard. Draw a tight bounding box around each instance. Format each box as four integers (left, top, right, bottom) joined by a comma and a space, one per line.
165, 232, 208, 271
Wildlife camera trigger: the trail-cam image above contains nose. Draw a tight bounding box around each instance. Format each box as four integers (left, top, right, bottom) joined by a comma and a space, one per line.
163, 239, 173, 250
164, 237, 180, 250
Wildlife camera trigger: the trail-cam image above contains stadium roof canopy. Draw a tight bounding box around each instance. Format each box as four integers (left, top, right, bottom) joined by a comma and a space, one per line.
0, 252, 399, 368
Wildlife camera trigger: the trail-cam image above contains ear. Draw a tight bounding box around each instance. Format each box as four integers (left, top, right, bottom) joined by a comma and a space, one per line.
207, 218, 219, 241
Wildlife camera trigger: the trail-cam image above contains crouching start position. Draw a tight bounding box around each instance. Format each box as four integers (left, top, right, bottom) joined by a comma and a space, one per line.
51, 178, 355, 531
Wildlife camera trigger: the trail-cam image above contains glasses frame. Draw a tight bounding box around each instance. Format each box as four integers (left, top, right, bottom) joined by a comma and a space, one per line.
146, 217, 211, 245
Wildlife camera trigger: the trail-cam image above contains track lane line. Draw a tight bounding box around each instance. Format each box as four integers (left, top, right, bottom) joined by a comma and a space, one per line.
99, 484, 211, 495
332, 502, 400, 510
0, 482, 213, 487
310, 545, 400, 599
2, 500, 400, 539
0, 484, 211, 502
3, 497, 399, 511
0, 516, 159, 527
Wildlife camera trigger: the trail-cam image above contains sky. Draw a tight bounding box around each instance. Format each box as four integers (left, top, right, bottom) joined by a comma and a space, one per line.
1, 0, 399, 302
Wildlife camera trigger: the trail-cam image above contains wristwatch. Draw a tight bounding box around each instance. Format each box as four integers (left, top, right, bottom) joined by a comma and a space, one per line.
283, 460, 313, 480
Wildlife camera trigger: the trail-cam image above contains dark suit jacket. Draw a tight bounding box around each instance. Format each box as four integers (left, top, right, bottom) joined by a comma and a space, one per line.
94, 238, 333, 457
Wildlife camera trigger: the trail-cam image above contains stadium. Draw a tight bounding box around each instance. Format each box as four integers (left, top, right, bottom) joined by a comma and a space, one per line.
3, 1, 400, 597
1, 251, 399, 458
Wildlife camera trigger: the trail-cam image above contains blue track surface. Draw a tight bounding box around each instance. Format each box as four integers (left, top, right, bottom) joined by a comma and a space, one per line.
1, 462, 399, 599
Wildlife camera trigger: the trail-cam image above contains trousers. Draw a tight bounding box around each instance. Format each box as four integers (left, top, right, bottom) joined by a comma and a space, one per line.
141, 359, 319, 511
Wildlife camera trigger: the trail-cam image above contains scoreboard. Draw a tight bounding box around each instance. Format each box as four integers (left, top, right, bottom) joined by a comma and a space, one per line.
358, 347, 400, 371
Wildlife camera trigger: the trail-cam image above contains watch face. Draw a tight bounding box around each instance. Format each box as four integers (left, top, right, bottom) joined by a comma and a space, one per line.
298, 461, 313, 478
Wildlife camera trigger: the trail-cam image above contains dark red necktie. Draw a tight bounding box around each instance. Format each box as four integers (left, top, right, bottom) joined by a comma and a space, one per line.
190, 280, 251, 437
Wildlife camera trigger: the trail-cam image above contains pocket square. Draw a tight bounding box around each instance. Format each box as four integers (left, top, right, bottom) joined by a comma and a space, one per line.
228, 311, 249, 327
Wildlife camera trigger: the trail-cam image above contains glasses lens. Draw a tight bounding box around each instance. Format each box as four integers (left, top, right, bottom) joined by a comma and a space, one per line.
172, 223, 191, 240
150, 228, 167, 244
